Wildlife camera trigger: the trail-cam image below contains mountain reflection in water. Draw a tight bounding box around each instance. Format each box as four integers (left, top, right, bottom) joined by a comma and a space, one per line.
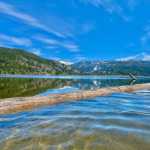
0, 76, 150, 99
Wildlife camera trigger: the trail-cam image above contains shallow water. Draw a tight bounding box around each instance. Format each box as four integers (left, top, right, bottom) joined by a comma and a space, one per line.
0, 76, 150, 150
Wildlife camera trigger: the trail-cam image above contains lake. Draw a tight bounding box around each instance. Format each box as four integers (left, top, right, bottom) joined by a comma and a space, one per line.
0, 75, 150, 150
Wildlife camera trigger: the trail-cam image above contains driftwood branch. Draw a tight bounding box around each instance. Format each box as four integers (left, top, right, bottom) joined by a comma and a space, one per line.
0, 83, 150, 114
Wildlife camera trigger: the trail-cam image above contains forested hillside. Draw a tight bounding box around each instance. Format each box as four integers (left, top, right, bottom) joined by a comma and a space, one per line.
0, 47, 75, 75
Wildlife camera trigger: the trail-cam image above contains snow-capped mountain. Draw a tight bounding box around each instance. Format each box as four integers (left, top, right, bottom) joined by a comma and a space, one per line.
72, 60, 150, 76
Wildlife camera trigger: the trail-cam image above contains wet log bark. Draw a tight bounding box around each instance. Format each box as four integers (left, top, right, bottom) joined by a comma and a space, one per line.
0, 83, 150, 114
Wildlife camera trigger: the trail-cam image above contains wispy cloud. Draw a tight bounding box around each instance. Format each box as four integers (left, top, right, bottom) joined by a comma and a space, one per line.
0, 1, 97, 45
80, 0, 130, 21
46, 45, 58, 49
141, 24, 150, 45
0, 1, 94, 39
73, 54, 86, 62
0, 34, 32, 47
127, 0, 138, 11
0, 2, 66, 38
116, 53, 150, 61
34, 36, 80, 52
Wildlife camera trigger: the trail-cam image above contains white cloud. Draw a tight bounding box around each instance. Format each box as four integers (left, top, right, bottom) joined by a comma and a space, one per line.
34, 36, 80, 52
116, 53, 150, 61
32, 49, 42, 56
0, 34, 32, 47
0, 2, 66, 38
45, 56, 73, 65
59, 60, 73, 65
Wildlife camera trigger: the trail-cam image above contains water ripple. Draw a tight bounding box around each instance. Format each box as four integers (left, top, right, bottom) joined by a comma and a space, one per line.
0, 89, 150, 149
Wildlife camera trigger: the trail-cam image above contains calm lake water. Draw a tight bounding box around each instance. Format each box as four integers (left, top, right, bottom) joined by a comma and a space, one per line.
0, 75, 150, 150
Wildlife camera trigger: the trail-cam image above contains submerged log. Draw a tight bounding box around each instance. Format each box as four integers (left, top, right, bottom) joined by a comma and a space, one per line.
0, 83, 150, 114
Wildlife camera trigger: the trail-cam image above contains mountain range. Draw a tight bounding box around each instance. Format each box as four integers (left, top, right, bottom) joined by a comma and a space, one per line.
0, 47, 150, 76
72, 60, 150, 76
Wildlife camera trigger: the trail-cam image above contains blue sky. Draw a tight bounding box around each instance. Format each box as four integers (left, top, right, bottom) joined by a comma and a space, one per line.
0, 0, 150, 62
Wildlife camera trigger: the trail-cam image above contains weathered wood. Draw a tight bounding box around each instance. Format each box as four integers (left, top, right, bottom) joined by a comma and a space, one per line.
0, 83, 150, 114
128, 73, 137, 80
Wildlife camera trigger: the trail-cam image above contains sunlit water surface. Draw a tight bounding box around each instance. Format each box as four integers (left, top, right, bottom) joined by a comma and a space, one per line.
0, 75, 150, 150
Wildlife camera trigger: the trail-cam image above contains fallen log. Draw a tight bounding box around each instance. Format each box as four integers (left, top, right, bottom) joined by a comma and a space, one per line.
0, 83, 150, 114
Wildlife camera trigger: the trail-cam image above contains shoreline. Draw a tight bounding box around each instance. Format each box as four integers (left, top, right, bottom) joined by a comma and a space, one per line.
0, 74, 150, 79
